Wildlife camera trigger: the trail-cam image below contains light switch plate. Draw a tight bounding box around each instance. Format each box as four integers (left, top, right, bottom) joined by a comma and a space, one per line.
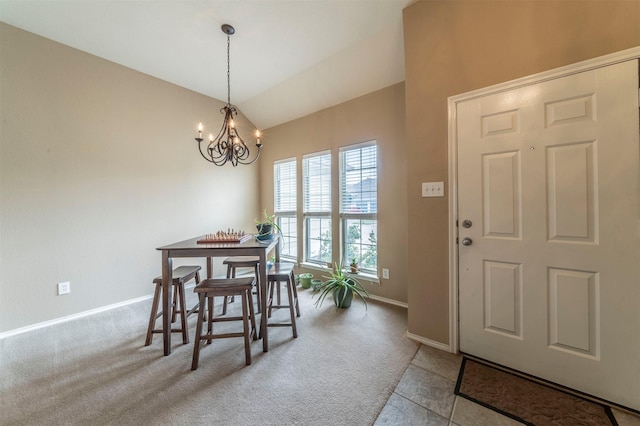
422, 182, 444, 197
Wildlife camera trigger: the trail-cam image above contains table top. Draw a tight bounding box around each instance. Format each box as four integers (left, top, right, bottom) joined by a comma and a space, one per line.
157, 235, 279, 251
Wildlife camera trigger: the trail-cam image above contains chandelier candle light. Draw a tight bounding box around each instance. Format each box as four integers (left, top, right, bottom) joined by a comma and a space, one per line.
194, 24, 262, 166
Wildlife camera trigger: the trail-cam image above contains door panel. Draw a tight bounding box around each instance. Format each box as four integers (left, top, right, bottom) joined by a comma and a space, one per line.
547, 142, 596, 242
457, 59, 640, 409
483, 151, 521, 238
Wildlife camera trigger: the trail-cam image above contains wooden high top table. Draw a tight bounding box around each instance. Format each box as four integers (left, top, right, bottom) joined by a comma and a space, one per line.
157, 235, 280, 356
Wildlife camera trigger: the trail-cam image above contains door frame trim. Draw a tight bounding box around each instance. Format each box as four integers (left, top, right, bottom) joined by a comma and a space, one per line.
447, 46, 640, 354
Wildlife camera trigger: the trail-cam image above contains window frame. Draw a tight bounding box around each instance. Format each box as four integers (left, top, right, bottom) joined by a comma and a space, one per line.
339, 141, 378, 275
302, 151, 332, 267
274, 158, 297, 261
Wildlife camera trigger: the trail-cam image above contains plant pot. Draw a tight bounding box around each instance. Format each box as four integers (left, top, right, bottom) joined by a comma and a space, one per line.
350, 266, 358, 273
333, 287, 353, 308
256, 233, 275, 242
256, 223, 275, 241
256, 223, 272, 234
299, 273, 313, 289
311, 279, 322, 291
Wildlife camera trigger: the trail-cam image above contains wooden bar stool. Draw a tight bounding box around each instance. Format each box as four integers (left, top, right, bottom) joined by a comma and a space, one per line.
266, 262, 300, 338
145, 265, 201, 346
191, 277, 257, 370
222, 256, 261, 314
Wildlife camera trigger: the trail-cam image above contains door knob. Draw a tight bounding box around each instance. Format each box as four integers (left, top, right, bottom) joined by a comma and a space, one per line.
462, 219, 472, 228
461, 237, 473, 246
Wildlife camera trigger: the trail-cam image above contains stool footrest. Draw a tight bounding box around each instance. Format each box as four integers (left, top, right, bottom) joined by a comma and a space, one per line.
211, 315, 244, 322
202, 332, 246, 339
151, 328, 188, 334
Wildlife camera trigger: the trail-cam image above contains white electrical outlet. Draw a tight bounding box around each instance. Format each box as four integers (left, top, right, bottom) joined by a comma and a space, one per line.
58, 281, 71, 295
382, 268, 390, 279
422, 181, 444, 197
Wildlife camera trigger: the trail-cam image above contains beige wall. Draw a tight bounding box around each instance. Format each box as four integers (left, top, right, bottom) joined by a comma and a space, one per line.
259, 83, 408, 303
403, 0, 640, 345
0, 23, 261, 333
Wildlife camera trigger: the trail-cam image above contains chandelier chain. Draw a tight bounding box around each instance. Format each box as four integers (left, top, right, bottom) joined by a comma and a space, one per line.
226, 34, 231, 106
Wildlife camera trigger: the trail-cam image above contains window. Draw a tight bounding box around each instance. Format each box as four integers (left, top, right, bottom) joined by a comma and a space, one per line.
274, 159, 297, 259
340, 142, 377, 273
303, 152, 331, 265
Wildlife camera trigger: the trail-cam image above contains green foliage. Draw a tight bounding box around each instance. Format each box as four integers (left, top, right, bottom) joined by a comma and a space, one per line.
313, 262, 370, 309
345, 223, 377, 271
318, 228, 332, 263
360, 230, 377, 270
255, 209, 281, 236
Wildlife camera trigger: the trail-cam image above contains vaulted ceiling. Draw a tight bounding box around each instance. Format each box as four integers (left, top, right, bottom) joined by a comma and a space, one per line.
0, 0, 413, 129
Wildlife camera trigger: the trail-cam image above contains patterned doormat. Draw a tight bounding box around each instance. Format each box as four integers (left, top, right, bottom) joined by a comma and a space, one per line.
454, 357, 616, 425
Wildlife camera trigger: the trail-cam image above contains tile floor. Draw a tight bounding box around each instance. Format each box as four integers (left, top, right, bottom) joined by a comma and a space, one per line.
374, 345, 640, 426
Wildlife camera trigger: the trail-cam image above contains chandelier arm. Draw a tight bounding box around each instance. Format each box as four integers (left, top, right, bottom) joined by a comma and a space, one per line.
209, 144, 232, 166
236, 150, 261, 165
196, 139, 216, 163
209, 107, 232, 147
235, 145, 262, 165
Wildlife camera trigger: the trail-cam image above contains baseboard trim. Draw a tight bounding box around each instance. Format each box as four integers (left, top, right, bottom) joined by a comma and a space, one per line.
368, 294, 407, 308
0, 282, 205, 340
0, 294, 148, 340
406, 332, 453, 353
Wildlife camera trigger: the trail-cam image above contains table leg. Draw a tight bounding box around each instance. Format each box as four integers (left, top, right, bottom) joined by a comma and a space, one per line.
206, 257, 213, 279
162, 251, 173, 356
259, 250, 268, 352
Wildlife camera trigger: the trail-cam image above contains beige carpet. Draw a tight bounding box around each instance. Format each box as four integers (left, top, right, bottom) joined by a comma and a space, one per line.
0, 286, 418, 425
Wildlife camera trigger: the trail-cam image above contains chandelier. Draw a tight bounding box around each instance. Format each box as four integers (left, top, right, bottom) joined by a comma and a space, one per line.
194, 24, 262, 166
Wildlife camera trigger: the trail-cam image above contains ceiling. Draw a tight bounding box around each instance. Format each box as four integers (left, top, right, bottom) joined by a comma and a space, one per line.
0, 0, 414, 130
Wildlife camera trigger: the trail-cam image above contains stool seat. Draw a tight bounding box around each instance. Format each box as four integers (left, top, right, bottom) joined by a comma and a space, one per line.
191, 277, 257, 370
195, 277, 255, 292
223, 256, 260, 267
145, 265, 201, 346
267, 262, 295, 280
266, 262, 300, 338
152, 265, 201, 285
222, 256, 261, 315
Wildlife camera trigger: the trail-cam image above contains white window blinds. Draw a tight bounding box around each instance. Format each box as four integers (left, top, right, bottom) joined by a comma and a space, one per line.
303, 152, 331, 213
340, 143, 377, 214
274, 159, 296, 213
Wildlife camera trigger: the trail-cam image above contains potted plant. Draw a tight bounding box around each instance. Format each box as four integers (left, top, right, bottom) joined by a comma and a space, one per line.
299, 273, 314, 289
314, 262, 369, 309
350, 258, 359, 273
311, 279, 323, 291
255, 209, 281, 241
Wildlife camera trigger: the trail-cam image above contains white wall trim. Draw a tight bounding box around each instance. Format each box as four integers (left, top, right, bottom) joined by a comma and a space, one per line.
369, 294, 407, 308
406, 332, 453, 353
0, 294, 153, 340
447, 46, 640, 356
0, 282, 202, 340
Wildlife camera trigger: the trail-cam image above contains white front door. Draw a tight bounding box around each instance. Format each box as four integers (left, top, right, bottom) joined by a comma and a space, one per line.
457, 59, 640, 409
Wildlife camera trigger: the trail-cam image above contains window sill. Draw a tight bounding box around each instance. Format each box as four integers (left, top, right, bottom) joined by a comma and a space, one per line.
299, 262, 379, 283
